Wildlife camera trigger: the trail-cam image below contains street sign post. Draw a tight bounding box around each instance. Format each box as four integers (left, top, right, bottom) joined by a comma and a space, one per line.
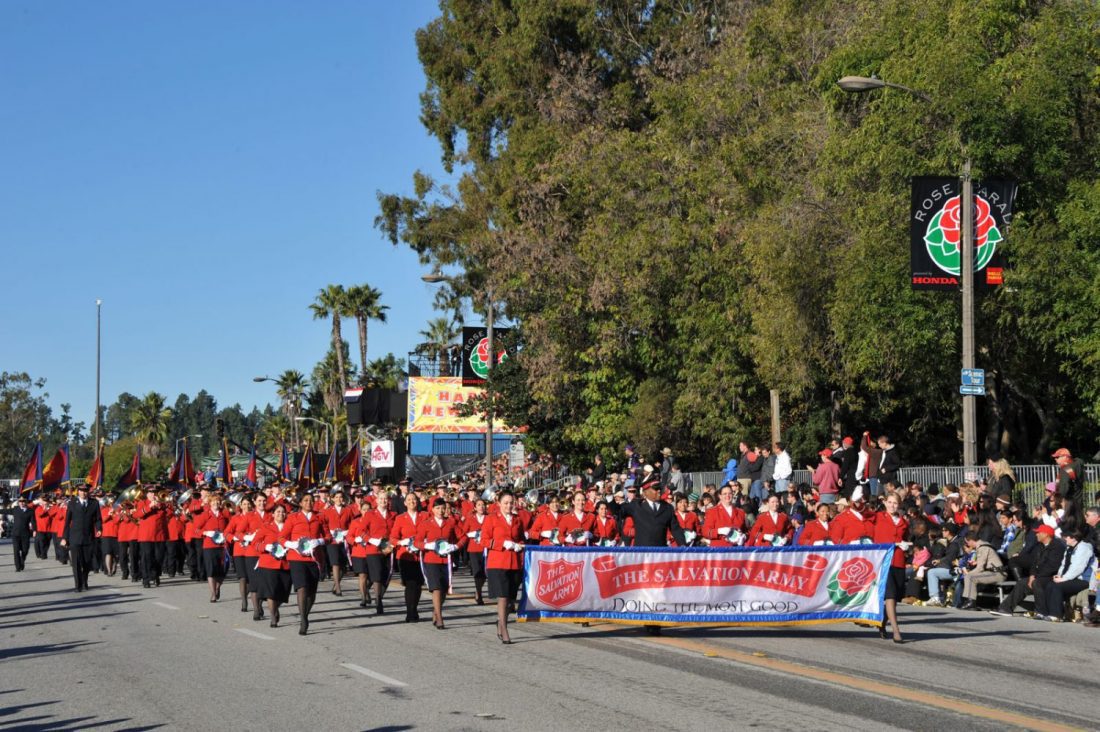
959, 385, 986, 396
961, 369, 985, 387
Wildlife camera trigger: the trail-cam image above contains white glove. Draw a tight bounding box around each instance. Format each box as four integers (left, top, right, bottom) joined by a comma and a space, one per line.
263, 543, 274, 552
512, 543, 524, 552
813, 540, 826, 546
202, 531, 214, 538
503, 540, 515, 550
399, 538, 411, 547
367, 537, 381, 546
896, 541, 912, 551
540, 530, 552, 539
467, 531, 478, 538
717, 527, 731, 536
763, 533, 775, 542
773, 537, 787, 547
564, 534, 574, 543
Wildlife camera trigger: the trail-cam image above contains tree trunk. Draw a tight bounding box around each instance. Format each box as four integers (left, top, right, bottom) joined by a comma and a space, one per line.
357, 316, 368, 383
333, 317, 353, 449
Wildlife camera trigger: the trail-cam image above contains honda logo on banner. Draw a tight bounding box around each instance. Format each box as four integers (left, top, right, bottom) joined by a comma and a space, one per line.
369, 440, 394, 468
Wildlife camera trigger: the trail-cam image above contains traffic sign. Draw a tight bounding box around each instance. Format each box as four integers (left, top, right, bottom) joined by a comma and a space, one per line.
959, 385, 986, 396
961, 369, 985, 386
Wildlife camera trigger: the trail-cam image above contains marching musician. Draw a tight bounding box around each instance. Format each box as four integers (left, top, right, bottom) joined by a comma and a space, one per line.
50, 496, 68, 564
193, 494, 231, 602
390, 493, 425, 623
349, 492, 395, 614
322, 490, 354, 596
415, 497, 462, 630
255, 503, 291, 628
284, 492, 326, 635
99, 495, 119, 576
483, 490, 525, 644
461, 498, 490, 604
33, 496, 54, 560
136, 488, 168, 588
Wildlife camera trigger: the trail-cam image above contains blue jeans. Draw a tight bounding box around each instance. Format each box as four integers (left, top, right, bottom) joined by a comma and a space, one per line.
818, 493, 837, 505
774, 478, 790, 494
749, 480, 767, 504
868, 478, 881, 497
926, 567, 952, 600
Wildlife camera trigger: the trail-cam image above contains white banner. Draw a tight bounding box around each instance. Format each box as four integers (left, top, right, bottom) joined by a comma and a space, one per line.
369, 440, 394, 468
521, 545, 893, 626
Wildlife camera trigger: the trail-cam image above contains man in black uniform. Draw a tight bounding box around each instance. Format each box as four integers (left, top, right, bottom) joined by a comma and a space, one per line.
617, 477, 686, 635
5, 495, 36, 571
61, 483, 103, 592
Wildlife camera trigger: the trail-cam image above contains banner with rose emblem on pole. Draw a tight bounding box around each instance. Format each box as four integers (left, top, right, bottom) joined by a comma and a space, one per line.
910, 176, 1017, 291
460, 326, 513, 386
519, 545, 893, 627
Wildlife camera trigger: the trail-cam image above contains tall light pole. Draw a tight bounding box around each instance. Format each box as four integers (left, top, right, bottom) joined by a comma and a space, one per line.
838, 75, 977, 467
95, 299, 102, 448
422, 272, 496, 493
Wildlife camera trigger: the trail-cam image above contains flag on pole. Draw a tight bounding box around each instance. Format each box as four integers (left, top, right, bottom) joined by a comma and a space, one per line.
19, 442, 43, 495
216, 438, 233, 487
85, 440, 105, 489
244, 443, 258, 488
168, 440, 196, 487
117, 446, 142, 489
322, 443, 337, 483
336, 443, 361, 484
297, 442, 315, 489
279, 440, 292, 481
42, 443, 71, 491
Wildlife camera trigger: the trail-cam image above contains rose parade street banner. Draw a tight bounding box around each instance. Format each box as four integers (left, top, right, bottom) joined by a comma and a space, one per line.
520, 545, 894, 626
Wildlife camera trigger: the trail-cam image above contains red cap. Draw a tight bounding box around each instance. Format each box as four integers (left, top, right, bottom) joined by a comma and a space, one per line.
818, 449, 832, 458
1035, 524, 1056, 537
1051, 447, 1072, 458
842, 436, 854, 447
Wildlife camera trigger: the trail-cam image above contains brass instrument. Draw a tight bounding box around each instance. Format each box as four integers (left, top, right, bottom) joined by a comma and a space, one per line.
113, 485, 143, 509
175, 489, 194, 508
226, 491, 246, 507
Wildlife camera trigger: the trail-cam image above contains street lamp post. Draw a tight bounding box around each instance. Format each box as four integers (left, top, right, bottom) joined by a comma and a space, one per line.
95, 299, 102, 448
422, 272, 496, 493
838, 75, 977, 467
295, 416, 333, 454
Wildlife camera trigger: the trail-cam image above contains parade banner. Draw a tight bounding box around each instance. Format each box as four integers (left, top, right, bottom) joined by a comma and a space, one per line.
406, 377, 515, 433
461, 326, 514, 386
910, 176, 1017, 291
520, 545, 893, 626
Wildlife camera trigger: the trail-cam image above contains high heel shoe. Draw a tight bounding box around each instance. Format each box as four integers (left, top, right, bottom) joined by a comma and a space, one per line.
878, 625, 888, 639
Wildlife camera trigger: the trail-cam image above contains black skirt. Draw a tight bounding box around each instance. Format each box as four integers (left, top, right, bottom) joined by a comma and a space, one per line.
398, 557, 422, 586
289, 560, 320, 592
351, 556, 371, 575
422, 561, 449, 593
244, 556, 261, 589
233, 555, 251, 586
487, 568, 522, 601
325, 543, 347, 568
468, 551, 486, 581
203, 548, 227, 579
884, 566, 906, 601
258, 567, 291, 604
366, 555, 390, 584
100, 537, 119, 556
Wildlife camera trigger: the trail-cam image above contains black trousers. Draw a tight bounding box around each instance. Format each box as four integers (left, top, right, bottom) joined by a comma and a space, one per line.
140, 542, 165, 583
164, 540, 183, 576
126, 541, 142, 580
191, 538, 206, 580
35, 531, 52, 559
53, 534, 69, 563
70, 543, 94, 589
11, 535, 31, 570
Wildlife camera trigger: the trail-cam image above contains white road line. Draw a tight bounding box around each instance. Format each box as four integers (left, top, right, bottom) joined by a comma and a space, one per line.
152, 602, 179, 610
236, 628, 275, 640
339, 663, 407, 687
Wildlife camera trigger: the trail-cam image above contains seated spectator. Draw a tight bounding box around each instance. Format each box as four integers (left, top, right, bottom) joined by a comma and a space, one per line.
959, 534, 1007, 610
925, 522, 964, 607
991, 523, 1065, 618
1034, 529, 1095, 622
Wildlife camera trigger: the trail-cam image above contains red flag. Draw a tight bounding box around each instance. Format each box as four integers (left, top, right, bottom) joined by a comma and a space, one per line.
20, 442, 43, 494
86, 441, 105, 489
168, 440, 196, 487
41, 444, 70, 490
336, 443, 361, 484
117, 447, 142, 489
245, 444, 258, 488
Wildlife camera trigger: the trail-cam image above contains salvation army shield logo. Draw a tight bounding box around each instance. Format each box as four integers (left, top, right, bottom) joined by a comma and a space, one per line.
535, 558, 584, 609
923, 194, 1002, 276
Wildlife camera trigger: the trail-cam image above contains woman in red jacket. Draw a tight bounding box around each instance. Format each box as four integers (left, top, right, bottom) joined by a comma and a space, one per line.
255, 503, 291, 628
797, 503, 834, 545
50, 499, 68, 564
483, 490, 526, 644
461, 498, 490, 604
592, 501, 620, 545
322, 490, 355, 597
702, 485, 747, 546
529, 495, 564, 545
829, 488, 876, 544
390, 493, 425, 623
671, 494, 699, 547
559, 491, 596, 546
284, 493, 326, 635
748, 494, 792, 547
416, 497, 462, 630
225, 495, 254, 613
349, 498, 395, 614
872, 492, 909, 643
99, 501, 119, 576
193, 495, 231, 602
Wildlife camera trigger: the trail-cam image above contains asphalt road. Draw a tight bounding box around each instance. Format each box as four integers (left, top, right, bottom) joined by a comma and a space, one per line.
0, 541, 1095, 732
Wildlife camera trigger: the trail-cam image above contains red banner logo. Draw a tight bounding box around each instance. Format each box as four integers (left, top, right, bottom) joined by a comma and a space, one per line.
535, 558, 585, 609
591, 554, 828, 599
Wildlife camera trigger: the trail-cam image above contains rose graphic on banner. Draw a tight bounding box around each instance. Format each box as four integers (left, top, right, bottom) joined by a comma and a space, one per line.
469, 336, 508, 379
923, 194, 1002, 276
826, 557, 877, 606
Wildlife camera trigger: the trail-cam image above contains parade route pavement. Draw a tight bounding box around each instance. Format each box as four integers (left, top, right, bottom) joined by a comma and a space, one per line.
1, 543, 1095, 732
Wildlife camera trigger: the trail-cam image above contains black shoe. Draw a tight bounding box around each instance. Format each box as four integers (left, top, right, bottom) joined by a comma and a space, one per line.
154, 578, 160, 587
376, 597, 384, 615
359, 600, 367, 608
298, 618, 308, 636
960, 601, 977, 611
253, 608, 263, 621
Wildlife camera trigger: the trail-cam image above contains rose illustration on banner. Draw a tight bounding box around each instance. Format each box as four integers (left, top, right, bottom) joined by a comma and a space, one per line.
826, 557, 877, 606
469, 337, 508, 379
924, 194, 1002, 276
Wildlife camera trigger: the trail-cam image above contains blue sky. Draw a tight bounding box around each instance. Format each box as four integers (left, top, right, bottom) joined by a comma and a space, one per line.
0, 1, 458, 426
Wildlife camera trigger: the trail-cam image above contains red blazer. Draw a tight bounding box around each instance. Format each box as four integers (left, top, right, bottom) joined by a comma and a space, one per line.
669, 510, 700, 547
797, 519, 832, 546
117, 510, 137, 542
829, 508, 875, 544
415, 516, 461, 565
483, 513, 526, 571
50, 505, 67, 534
529, 511, 564, 545
349, 509, 395, 557
35, 505, 53, 532
702, 504, 747, 546
872, 511, 909, 568
283, 510, 325, 563
167, 515, 184, 542
255, 522, 290, 571
462, 513, 489, 553
558, 511, 596, 545
592, 515, 619, 543
100, 506, 119, 538
240, 510, 272, 557
135, 500, 168, 542
322, 505, 355, 540
193, 509, 231, 550
225, 514, 250, 556
748, 511, 792, 546
390, 511, 424, 562
183, 498, 206, 542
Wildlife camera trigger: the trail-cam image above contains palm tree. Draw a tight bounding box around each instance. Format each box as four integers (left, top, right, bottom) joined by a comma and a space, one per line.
365, 353, 407, 390
419, 317, 461, 376
345, 284, 389, 381
310, 285, 353, 447
131, 392, 171, 457
275, 370, 308, 449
